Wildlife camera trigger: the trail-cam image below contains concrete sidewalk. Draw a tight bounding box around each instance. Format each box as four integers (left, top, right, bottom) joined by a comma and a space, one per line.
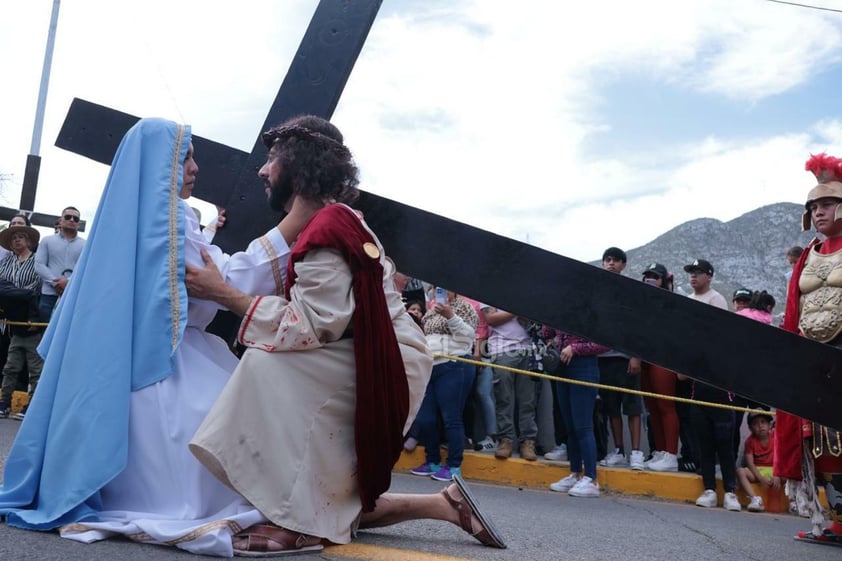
395, 447, 816, 514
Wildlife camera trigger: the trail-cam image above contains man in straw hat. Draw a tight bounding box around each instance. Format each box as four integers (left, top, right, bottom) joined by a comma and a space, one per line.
777, 153, 842, 546
0, 217, 42, 420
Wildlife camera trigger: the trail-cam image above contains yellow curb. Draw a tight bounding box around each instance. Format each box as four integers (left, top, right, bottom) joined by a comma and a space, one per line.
325, 543, 482, 561
395, 448, 825, 511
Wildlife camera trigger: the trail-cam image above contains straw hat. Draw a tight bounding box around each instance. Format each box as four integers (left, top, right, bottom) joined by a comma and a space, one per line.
0, 225, 40, 250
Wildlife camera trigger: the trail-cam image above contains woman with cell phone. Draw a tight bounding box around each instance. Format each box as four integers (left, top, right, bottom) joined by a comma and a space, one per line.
409, 288, 478, 481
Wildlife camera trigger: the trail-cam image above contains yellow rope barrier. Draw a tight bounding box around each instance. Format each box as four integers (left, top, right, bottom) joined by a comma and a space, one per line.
434, 353, 774, 416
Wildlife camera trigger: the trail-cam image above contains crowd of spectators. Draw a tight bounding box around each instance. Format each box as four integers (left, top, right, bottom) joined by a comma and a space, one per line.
0, 208, 85, 420
403, 245, 796, 512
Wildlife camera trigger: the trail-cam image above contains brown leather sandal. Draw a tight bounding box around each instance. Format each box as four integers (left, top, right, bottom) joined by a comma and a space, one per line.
441, 474, 507, 548
232, 523, 324, 557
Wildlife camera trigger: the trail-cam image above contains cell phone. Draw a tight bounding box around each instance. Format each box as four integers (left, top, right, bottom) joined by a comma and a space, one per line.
435, 287, 447, 305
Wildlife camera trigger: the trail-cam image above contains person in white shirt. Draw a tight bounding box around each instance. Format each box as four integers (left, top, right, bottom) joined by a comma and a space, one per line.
683, 259, 728, 310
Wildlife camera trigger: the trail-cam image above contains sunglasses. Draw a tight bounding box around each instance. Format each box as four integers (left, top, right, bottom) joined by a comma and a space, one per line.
63, 214, 80, 222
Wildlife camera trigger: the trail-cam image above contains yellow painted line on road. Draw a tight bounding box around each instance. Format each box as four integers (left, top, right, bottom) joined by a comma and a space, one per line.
324, 543, 482, 561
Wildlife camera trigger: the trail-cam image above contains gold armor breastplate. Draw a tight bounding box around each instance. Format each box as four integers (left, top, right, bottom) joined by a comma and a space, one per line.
798, 246, 842, 343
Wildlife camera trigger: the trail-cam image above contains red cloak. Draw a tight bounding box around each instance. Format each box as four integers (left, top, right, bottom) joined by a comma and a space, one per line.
285, 204, 410, 513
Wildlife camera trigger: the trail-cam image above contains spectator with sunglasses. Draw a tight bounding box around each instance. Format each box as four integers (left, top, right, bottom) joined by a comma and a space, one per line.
34, 206, 86, 322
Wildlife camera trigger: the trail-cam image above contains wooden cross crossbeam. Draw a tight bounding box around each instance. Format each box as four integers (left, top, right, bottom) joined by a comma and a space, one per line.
54, 1, 842, 427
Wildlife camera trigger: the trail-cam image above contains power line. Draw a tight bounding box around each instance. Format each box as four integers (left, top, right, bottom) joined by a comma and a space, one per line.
764, 0, 842, 13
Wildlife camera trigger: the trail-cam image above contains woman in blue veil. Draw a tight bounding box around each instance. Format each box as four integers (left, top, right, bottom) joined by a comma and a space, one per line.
0, 118, 290, 557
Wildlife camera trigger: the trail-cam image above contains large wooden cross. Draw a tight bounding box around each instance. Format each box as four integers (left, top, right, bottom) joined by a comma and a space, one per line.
54, 0, 841, 427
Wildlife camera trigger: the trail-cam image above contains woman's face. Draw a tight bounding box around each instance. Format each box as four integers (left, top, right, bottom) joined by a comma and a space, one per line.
10, 216, 27, 227
407, 303, 423, 319
10, 232, 29, 253
180, 142, 199, 199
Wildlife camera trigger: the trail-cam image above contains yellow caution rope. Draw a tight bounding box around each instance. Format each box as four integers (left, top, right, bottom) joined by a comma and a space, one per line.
434, 353, 774, 416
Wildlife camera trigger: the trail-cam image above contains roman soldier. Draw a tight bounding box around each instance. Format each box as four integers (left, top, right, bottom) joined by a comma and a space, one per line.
777, 152, 842, 546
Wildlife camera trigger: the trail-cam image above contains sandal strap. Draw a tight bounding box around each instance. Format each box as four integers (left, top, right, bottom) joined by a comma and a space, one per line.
244, 534, 269, 551
236, 524, 322, 552
440, 487, 474, 534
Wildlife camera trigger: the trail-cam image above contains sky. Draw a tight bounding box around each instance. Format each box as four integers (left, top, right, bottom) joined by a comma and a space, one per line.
2, 0, 842, 263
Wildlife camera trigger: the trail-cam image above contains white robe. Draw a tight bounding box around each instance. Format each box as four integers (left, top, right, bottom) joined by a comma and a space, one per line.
190, 214, 433, 545
59, 201, 289, 557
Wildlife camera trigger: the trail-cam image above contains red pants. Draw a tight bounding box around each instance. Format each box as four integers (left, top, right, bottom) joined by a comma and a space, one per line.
641, 364, 679, 454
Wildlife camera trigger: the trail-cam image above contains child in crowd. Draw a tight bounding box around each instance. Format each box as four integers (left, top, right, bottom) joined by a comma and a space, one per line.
737, 409, 779, 512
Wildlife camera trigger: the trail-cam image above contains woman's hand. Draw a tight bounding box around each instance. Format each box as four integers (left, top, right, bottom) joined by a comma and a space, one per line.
560, 345, 574, 365
205, 208, 226, 234
434, 302, 454, 319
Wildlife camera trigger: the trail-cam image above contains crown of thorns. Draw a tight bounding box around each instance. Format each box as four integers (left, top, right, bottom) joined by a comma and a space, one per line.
261, 124, 349, 157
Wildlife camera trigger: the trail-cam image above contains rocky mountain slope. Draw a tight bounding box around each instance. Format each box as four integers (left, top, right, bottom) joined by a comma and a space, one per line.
592, 202, 816, 319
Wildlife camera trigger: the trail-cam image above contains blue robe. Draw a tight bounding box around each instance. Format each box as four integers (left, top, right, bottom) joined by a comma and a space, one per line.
0, 118, 189, 528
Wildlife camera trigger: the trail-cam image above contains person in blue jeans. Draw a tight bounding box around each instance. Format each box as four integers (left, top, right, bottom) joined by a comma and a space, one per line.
544, 328, 609, 497
410, 290, 478, 481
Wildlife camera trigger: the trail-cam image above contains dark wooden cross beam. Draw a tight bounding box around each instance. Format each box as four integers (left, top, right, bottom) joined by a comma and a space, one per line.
54, 1, 842, 428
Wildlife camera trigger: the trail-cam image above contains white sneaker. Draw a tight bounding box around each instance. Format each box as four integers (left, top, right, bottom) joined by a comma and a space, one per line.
544, 443, 568, 461
643, 450, 664, 468
695, 489, 717, 508
629, 450, 645, 471
476, 437, 497, 452
599, 448, 628, 467
723, 492, 741, 512
549, 473, 580, 493
648, 451, 679, 472
748, 495, 764, 512
568, 476, 600, 498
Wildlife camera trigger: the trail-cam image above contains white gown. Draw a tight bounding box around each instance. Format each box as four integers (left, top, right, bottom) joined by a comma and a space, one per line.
59, 201, 289, 557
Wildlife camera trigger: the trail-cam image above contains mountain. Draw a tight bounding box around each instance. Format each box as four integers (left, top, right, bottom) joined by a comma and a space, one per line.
591, 202, 816, 319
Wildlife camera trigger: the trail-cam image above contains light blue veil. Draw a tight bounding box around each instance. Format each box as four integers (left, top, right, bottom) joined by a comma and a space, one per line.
0, 118, 189, 528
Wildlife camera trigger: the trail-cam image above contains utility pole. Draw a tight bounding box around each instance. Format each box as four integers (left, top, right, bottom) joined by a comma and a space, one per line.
21, 0, 61, 212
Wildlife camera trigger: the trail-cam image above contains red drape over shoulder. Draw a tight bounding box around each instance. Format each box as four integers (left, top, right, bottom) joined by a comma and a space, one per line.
285, 204, 409, 512
775, 238, 819, 480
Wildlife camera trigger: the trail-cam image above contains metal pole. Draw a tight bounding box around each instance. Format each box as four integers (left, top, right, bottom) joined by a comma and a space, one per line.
21, 0, 61, 211
30, 0, 61, 156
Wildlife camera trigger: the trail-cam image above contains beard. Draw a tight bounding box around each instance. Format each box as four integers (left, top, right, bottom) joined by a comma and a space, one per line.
267, 172, 294, 212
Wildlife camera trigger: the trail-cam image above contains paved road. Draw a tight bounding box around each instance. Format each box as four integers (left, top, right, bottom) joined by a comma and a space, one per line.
0, 420, 837, 560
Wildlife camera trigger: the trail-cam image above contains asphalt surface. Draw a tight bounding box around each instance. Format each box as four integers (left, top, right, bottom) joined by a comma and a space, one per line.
0, 419, 838, 560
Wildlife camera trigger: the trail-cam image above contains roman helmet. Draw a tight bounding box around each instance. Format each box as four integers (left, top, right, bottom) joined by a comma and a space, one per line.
803, 153, 842, 231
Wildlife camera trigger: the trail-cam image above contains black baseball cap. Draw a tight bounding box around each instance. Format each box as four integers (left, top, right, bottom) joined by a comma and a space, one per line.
747, 408, 774, 425
732, 288, 752, 301
683, 259, 714, 276
642, 263, 667, 278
